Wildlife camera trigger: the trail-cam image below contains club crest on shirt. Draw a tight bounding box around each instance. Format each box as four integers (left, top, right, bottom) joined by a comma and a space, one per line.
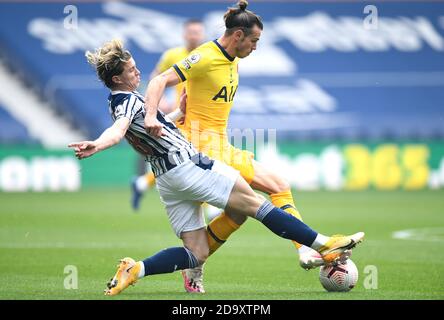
115, 104, 124, 117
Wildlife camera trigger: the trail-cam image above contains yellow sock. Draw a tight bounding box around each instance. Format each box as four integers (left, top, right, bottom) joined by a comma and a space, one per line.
206, 212, 240, 255
270, 190, 303, 249
145, 172, 156, 187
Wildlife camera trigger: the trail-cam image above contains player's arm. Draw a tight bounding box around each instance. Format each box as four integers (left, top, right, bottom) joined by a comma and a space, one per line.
144, 68, 181, 137
68, 117, 130, 159
148, 51, 176, 114
150, 65, 176, 115
149, 67, 161, 81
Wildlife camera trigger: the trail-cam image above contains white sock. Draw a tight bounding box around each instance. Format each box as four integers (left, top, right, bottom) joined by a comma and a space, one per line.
298, 245, 312, 255
310, 234, 329, 251
136, 175, 148, 192
137, 261, 145, 279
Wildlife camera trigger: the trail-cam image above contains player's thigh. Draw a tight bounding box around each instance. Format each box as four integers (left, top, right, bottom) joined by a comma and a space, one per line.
218, 145, 255, 185
225, 176, 264, 218
183, 158, 240, 210
249, 159, 290, 195
187, 158, 262, 218
163, 198, 206, 239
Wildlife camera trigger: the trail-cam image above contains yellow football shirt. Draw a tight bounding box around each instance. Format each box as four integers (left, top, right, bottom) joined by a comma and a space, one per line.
172, 40, 239, 149
156, 47, 189, 105
172, 40, 256, 183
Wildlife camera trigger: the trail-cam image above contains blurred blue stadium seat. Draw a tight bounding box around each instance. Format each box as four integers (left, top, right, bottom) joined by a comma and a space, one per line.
0, 1, 443, 141
0, 104, 37, 144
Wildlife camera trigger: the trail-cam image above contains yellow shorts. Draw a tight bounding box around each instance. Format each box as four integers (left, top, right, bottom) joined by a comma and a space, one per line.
205, 143, 255, 184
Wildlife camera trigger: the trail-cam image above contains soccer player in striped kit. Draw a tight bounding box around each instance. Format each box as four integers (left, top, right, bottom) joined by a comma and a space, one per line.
68, 39, 364, 296
144, 0, 328, 293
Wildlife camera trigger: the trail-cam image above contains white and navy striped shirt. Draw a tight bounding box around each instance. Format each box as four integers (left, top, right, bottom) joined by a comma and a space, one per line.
108, 90, 197, 177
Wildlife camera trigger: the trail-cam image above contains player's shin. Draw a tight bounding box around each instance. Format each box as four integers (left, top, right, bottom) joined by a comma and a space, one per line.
141, 247, 200, 277
254, 200, 329, 248
270, 190, 303, 249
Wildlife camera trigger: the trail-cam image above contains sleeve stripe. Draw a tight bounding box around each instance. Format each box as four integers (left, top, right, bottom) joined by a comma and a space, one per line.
123, 95, 132, 117
173, 64, 186, 82
129, 96, 138, 118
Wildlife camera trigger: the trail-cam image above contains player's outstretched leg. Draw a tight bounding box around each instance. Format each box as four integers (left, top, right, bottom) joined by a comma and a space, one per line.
252, 201, 365, 265
224, 177, 365, 266
105, 228, 208, 296
182, 175, 365, 293
250, 161, 326, 270
104, 246, 203, 296
181, 209, 365, 293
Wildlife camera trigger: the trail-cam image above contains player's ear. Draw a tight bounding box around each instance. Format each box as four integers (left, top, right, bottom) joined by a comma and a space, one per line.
112, 75, 123, 85
233, 29, 244, 41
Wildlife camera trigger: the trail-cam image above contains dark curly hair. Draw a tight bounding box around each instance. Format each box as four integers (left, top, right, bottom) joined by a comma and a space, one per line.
224, 0, 263, 36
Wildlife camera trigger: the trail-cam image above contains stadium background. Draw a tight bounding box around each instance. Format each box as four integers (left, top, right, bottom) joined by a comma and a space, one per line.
0, 0, 443, 300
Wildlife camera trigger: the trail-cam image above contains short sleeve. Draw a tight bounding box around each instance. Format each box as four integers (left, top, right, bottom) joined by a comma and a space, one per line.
113, 94, 142, 123
172, 50, 211, 83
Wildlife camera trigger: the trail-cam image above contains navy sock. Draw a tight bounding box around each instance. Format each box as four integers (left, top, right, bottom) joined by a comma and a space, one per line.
255, 201, 318, 246
142, 247, 199, 276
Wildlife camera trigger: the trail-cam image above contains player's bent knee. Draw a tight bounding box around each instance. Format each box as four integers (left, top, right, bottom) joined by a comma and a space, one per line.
181, 229, 210, 264
184, 244, 209, 265
272, 178, 291, 193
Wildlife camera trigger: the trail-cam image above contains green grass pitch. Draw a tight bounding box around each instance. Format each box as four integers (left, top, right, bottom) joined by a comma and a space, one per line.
0, 189, 443, 300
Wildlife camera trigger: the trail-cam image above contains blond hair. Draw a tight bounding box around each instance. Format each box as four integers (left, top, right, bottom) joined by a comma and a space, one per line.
85, 39, 132, 89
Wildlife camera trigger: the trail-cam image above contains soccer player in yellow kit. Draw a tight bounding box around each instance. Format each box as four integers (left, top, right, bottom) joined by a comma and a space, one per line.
131, 19, 205, 210
145, 1, 326, 293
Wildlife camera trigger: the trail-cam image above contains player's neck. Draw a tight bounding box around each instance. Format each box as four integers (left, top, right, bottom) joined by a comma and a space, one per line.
111, 84, 134, 93
115, 81, 138, 92
217, 35, 237, 59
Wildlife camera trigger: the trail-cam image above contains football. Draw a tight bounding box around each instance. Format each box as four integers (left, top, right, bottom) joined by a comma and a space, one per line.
319, 259, 358, 292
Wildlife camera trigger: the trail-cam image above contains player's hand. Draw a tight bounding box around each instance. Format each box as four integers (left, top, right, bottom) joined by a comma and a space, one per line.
144, 117, 165, 138
68, 141, 98, 159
